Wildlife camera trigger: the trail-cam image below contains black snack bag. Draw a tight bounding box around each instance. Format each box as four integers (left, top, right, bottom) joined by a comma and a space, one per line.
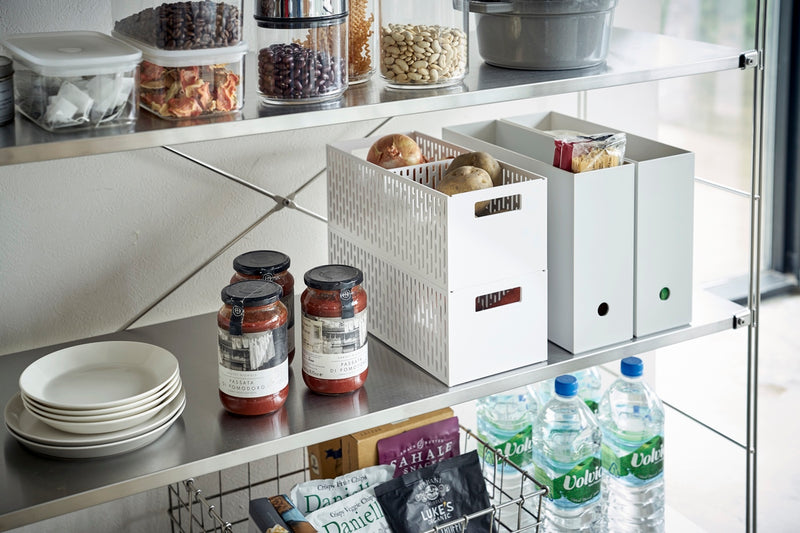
374, 450, 493, 533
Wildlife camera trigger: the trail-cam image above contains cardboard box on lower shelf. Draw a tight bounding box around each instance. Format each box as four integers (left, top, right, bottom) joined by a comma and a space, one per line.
306, 438, 344, 480
341, 408, 454, 473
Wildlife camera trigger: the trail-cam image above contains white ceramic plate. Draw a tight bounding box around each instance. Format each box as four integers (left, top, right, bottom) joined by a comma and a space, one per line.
19, 341, 179, 410
20, 378, 183, 435
5, 396, 186, 459
21, 373, 181, 422
4, 387, 185, 446
20, 365, 180, 417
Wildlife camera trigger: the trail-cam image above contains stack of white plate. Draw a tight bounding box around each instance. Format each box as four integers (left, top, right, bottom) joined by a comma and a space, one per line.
4, 340, 186, 459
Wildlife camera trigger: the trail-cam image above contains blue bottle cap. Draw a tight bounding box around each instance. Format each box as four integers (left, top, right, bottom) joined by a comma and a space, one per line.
554, 375, 578, 397
621, 357, 644, 377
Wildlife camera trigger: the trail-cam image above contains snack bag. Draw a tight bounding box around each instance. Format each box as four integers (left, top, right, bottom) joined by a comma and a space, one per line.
305, 486, 392, 533
553, 132, 626, 173
374, 451, 492, 533
289, 464, 395, 514
377, 417, 460, 477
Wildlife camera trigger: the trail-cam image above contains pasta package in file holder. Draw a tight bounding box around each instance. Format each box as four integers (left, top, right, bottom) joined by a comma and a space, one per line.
553, 132, 627, 173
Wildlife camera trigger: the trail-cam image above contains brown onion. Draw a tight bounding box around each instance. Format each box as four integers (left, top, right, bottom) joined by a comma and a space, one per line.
366, 134, 427, 169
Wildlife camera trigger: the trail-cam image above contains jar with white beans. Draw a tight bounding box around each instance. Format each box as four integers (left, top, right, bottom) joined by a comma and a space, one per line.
378, 0, 468, 88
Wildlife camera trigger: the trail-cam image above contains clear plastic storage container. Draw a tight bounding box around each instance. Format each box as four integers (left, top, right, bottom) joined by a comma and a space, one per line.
114, 33, 245, 120
378, 0, 468, 88
112, 0, 243, 50
255, 0, 349, 105
1, 31, 140, 132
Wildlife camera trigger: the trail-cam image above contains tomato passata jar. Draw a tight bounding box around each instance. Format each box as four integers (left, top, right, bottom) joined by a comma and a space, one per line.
301, 265, 368, 395
231, 250, 295, 364
218, 280, 289, 415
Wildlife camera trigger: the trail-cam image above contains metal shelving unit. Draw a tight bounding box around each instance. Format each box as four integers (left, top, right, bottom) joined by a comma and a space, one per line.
0, 28, 746, 166
0, 24, 763, 533
0, 291, 745, 530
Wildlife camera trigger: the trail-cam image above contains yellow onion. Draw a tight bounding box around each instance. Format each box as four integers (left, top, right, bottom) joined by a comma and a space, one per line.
366, 134, 427, 169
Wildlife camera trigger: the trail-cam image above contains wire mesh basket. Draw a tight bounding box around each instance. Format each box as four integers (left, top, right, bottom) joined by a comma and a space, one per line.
167, 425, 546, 533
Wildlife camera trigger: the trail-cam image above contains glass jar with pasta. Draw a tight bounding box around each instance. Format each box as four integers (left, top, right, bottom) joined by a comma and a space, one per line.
348, 0, 377, 84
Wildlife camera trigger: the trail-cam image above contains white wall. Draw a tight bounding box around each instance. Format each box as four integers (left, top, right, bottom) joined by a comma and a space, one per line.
0, 1, 660, 531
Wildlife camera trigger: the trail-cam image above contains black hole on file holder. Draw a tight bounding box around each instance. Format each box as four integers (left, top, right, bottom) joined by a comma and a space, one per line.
597, 302, 609, 316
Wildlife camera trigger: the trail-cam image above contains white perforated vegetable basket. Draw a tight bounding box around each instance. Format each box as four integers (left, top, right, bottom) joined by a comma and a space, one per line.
326, 132, 548, 386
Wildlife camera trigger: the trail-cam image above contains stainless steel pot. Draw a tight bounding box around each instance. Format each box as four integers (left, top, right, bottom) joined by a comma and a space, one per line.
469, 0, 617, 70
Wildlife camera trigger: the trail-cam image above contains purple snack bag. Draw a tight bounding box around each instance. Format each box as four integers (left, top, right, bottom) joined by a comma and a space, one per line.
377, 416, 460, 477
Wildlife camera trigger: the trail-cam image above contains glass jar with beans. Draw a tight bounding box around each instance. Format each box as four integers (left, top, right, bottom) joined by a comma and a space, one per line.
378, 0, 469, 88
255, 0, 349, 105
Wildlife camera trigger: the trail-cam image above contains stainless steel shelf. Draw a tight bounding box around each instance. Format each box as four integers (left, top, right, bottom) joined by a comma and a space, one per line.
0, 289, 745, 530
0, 28, 747, 166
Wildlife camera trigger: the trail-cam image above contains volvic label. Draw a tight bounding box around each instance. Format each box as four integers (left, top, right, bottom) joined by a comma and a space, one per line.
534, 456, 602, 506
478, 428, 532, 468
602, 435, 664, 481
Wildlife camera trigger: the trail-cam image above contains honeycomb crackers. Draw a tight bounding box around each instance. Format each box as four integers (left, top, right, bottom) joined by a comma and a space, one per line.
250, 498, 291, 533
269, 495, 318, 533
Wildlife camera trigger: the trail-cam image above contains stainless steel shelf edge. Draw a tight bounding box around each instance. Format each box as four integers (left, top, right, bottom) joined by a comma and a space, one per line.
0, 28, 745, 166
0, 289, 744, 530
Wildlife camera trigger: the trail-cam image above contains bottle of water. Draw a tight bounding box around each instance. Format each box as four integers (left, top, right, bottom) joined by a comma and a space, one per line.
531, 366, 603, 413
476, 388, 538, 528
531, 375, 604, 532
597, 357, 665, 532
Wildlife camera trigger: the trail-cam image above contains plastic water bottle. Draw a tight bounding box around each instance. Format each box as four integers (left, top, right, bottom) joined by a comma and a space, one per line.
476, 388, 538, 528
531, 375, 604, 532
597, 357, 665, 532
531, 366, 603, 413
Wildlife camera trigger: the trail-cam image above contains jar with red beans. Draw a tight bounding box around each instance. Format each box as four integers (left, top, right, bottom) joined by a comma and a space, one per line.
301, 265, 368, 395
218, 280, 289, 415
231, 250, 295, 364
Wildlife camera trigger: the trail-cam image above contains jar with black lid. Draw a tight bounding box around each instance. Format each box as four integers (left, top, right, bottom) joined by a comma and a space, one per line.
301, 264, 368, 395
231, 250, 295, 364
255, 0, 348, 105
218, 280, 289, 415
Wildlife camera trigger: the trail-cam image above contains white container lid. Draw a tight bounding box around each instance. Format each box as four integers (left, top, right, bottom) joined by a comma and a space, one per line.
2, 31, 142, 77
112, 32, 249, 68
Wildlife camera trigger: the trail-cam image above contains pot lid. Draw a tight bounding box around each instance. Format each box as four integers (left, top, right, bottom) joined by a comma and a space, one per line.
469, 0, 617, 15
256, 0, 348, 19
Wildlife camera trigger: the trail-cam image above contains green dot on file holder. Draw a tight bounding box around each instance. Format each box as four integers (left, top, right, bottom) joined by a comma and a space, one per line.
659, 287, 671, 301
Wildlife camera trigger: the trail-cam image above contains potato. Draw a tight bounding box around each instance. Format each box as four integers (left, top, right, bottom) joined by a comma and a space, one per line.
436, 165, 493, 215
446, 151, 503, 187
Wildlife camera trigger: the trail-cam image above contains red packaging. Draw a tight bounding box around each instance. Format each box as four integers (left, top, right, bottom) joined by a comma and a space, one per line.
553, 132, 627, 173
